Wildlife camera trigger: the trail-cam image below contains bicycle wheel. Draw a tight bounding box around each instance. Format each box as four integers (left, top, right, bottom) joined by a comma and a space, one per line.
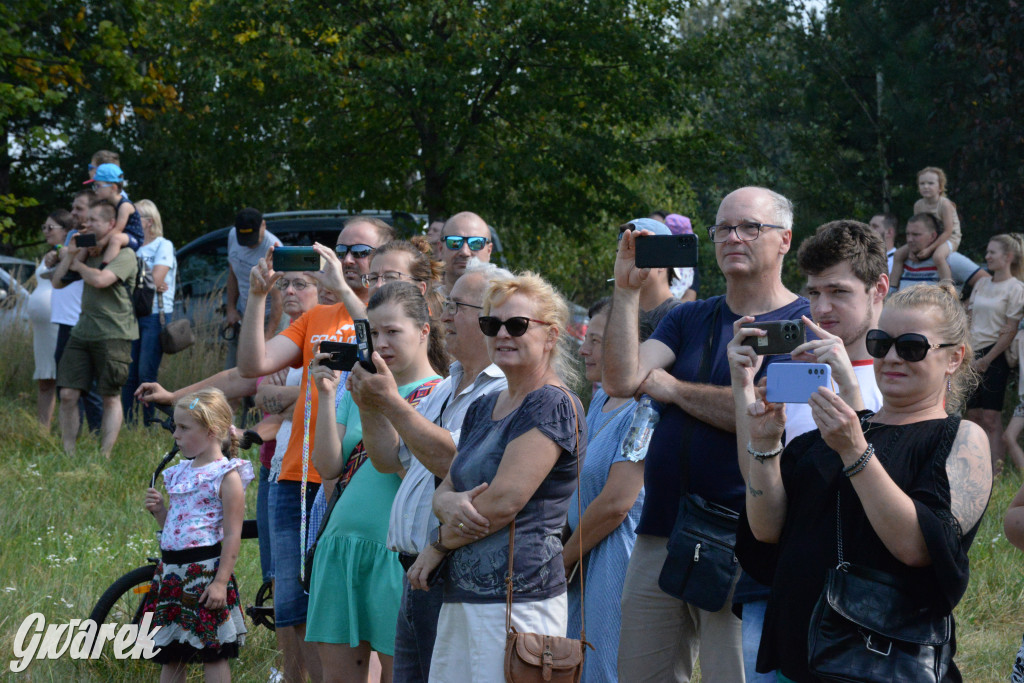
89, 565, 157, 626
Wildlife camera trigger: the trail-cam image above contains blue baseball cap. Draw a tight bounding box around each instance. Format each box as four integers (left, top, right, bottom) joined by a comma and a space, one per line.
84, 163, 124, 185
622, 217, 672, 236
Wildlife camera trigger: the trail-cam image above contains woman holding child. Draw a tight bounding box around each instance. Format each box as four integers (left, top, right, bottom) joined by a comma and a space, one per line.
730, 283, 991, 682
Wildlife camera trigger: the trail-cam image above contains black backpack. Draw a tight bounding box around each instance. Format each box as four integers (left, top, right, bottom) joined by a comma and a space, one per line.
125, 254, 156, 318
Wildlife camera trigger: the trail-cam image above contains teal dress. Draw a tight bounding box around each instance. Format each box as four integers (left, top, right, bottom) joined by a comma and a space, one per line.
305, 376, 440, 653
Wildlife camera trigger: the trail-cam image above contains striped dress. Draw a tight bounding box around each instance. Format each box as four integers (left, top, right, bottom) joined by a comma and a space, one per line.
566, 389, 645, 682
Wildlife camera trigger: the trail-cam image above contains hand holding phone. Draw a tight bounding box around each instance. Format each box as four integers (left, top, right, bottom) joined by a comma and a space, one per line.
766, 363, 832, 403
318, 341, 359, 372
353, 319, 376, 373
74, 233, 97, 248
741, 320, 805, 356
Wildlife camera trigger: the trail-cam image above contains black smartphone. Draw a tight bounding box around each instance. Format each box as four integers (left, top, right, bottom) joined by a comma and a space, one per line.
634, 234, 698, 268
318, 341, 359, 372
741, 319, 806, 355
75, 233, 97, 248
353, 319, 376, 373
273, 246, 323, 272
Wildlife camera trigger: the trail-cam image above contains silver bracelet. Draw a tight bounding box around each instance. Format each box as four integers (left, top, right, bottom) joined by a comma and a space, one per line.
747, 442, 784, 463
843, 444, 875, 478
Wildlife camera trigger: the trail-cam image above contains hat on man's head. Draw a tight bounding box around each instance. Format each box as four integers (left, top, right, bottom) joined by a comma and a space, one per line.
235, 207, 263, 247
622, 217, 672, 236
83, 163, 125, 185
665, 214, 694, 236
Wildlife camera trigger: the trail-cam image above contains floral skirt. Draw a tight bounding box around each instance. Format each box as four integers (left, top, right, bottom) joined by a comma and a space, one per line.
142, 554, 246, 664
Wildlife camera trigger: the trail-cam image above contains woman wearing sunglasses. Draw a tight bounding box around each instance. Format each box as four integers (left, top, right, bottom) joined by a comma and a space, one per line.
732, 283, 991, 682
407, 272, 587, 682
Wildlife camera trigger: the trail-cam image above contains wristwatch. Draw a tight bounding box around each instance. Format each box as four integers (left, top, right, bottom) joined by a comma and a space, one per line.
430, 524, 453, 555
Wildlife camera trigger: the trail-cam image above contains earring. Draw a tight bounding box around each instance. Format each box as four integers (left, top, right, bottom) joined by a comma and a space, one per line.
947, 377, 952, 392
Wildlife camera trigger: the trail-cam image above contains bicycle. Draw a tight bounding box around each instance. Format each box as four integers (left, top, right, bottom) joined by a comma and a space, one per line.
88, 405, 275, 631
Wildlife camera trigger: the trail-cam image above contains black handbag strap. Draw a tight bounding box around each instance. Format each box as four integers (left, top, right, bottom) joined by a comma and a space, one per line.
677, 297, 723, 495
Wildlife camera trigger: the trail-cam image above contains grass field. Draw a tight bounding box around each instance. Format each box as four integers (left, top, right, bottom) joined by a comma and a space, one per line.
1, 317, 1023, 681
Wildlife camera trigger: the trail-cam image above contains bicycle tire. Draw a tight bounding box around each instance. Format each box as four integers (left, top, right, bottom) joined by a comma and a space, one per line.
89, 565, 157, 626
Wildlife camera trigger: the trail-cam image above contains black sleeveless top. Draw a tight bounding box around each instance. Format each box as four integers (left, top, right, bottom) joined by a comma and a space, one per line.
740, 413, 980, 682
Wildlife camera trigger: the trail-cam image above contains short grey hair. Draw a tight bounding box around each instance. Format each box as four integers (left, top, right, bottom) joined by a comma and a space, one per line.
763, 188, 794, 230
463, 257, 514, 283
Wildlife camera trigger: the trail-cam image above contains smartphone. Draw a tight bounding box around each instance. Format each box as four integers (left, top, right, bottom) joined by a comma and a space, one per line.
75, 233, 97, 248
766, 362, 832, 403
634, 234, 698, 268
741, 319, 805, 356
318, 341, 359, 372
273, 246, 323, 272
353, 319, 376, 373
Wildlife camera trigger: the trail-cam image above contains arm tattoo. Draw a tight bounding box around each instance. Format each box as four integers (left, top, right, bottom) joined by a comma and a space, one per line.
748, 482, 763, 498
263, 393, 283, 414
946, 424, 992, 533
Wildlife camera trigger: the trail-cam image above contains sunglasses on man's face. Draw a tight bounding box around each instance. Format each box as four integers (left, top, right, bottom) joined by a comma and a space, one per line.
865, 329, 957, 362
334, 243, 376, 259
444, 236, 490, 251
478, 315, 552, 338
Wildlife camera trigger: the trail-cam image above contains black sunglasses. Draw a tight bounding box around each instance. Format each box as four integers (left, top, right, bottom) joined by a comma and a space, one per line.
865, 329, 957, 362
335, 243, 376, 259
444, 236, 490, 251
478, 316, 552, 337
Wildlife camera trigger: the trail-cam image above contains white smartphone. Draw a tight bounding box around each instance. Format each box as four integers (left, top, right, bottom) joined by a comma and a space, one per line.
766, 362, 832, 403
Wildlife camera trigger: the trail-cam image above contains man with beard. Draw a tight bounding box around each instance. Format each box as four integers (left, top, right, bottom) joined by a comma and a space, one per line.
439, 212, 493, 293
728, 219, 889, 681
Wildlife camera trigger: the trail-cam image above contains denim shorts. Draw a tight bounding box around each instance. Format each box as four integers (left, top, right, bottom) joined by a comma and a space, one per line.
268, 479, 319, 628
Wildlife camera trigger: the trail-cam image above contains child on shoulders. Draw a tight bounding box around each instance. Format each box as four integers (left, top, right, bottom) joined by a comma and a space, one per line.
85, 163, 144, 264
890, 166, 962, 288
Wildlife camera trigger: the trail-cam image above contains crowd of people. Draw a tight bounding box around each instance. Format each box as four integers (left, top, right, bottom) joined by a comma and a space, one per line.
22, 157, 1024, 682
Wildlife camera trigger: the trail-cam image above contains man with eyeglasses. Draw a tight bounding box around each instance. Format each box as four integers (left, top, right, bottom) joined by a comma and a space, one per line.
603, 187, 810, 683
235, 214, 396, 683
439, 211, 493, 293
727, 219, 889, 682
345, 259, 509, 681
224, 207, 283, 369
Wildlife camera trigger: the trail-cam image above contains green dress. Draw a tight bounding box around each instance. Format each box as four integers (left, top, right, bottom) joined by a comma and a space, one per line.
305, 376, 441, 653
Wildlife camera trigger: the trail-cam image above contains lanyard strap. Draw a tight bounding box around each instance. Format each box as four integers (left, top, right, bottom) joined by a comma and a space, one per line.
299, 358, 316, 582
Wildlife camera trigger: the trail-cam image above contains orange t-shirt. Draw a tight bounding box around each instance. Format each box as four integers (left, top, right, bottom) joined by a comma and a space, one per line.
277, 303, 357, 483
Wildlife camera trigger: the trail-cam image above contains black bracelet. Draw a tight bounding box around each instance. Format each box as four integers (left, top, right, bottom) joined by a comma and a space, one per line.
747, 442, 784, 463
842, 444, 875, 478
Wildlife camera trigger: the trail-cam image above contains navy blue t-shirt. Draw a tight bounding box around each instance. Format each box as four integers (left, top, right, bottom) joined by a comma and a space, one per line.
641, 294, 811, 537
443, 385, 588, 604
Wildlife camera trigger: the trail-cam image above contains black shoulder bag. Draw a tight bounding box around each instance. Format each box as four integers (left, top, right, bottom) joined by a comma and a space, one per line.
807, 489, 953, 682
658, 299, 741, 612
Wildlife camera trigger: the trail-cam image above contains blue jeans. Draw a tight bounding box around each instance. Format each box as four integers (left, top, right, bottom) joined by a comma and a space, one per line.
394, 572, 445, 682
257, 465, 273, 582
742, 600, 776, 682
122, 313, 163, 423
269, 479, 318, 628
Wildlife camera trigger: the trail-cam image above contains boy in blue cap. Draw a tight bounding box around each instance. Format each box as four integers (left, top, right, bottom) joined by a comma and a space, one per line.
84, 163, 144, 264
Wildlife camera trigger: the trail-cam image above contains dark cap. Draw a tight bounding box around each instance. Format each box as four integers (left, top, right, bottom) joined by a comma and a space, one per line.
235, 207, 263, 247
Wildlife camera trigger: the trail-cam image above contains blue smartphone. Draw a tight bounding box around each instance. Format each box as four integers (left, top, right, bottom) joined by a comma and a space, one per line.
766, 363, 832, 403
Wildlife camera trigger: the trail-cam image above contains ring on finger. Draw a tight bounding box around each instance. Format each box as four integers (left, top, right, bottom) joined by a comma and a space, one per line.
458, 522, 465, 530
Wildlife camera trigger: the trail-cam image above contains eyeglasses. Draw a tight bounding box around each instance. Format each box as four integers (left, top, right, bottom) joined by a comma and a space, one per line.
88, 163, 97, 172
41, 223, 57, 232
361, 271, 414, 287
865, 329, 957, 362
478, 316, 552, 337
275, 278, 313, 291
707, 222, 784, 243
443, 298, 483, 316
444, 236, 490, 251
335, 243, 376, 259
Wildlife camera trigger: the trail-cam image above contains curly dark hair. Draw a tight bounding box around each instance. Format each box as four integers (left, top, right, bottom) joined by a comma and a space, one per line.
796, 219, 887, 289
